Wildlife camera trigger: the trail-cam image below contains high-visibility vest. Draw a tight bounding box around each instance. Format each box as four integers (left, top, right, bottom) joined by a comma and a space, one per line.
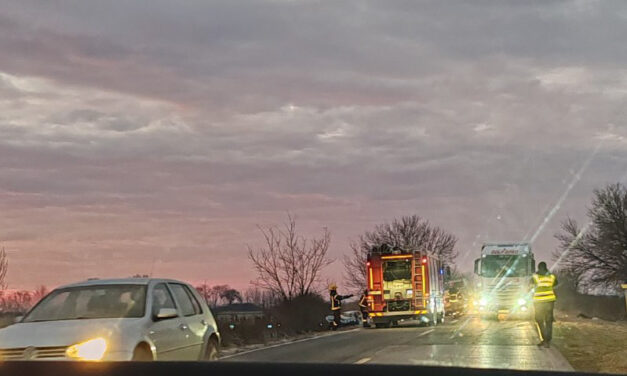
532, 273, 556, 302
331, 294, 341, 310
358, 295, 368, 308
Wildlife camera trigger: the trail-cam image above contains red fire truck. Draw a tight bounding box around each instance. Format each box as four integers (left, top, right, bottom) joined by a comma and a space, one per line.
366, 244, 447, 328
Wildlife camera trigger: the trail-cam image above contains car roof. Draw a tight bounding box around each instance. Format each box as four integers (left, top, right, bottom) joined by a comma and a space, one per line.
59, 278, 188, 289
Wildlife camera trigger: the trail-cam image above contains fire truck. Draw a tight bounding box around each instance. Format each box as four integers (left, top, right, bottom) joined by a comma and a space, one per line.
366, 244, 447, 328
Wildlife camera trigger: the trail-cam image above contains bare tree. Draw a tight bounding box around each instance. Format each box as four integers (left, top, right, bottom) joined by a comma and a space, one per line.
209, 285, 229, 307
221, 288, 243, 305
553, 183, 627, 292
195, 283, 212, 303
244, 287, 278, 308
32, 285, 48, 302
343, 215, 458, 293
248, 214, 333, 301
0, 247, 8, 291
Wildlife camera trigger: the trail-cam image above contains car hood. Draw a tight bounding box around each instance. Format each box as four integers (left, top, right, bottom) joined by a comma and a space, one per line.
0, 318, 145, 348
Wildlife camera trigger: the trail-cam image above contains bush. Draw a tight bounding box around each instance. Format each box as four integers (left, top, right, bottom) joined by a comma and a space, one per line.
269, 294, 329, 335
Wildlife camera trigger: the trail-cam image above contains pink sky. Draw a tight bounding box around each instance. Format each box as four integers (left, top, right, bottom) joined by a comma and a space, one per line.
1, 1, 626, 291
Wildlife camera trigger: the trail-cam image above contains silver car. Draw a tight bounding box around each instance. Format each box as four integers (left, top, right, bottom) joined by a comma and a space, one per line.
0, 278, 220, 361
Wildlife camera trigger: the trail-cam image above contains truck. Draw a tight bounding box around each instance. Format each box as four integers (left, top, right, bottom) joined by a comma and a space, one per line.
366, 244, 447, 328
473, 242, 535, 318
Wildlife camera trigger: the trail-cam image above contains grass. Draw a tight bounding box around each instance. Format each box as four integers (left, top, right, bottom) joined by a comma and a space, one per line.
553, 313, 627, 374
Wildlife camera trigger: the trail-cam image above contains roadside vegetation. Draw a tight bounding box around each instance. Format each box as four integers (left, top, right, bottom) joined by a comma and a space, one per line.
554, 315, 627, 374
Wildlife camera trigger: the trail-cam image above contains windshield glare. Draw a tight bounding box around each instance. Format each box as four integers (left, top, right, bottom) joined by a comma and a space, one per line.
481, 256, 528, 278
23, 285, 146, 322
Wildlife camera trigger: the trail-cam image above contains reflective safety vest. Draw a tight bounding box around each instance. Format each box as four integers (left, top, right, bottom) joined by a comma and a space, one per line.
532, 273, 556, 302
330, 293, 341, 310
358, 295, 368, 309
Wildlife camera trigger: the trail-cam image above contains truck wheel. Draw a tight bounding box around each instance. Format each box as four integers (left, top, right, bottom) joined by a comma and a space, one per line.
391, 320, 399, 327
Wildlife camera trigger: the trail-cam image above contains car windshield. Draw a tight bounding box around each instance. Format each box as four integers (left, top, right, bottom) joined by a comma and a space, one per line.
23, 285, 146, 322
481, 256, 528, 278
1, 0, 625, 373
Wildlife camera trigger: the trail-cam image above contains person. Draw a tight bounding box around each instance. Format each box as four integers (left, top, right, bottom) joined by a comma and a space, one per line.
329, 283, 353, 331
358, 290, 370, 327
531, 262, 558, 348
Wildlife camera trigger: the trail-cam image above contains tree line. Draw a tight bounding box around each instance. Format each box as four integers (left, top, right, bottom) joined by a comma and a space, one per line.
1, 182, 622, 313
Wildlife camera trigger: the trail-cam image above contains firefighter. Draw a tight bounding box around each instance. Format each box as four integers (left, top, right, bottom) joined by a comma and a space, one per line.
358, 290, 370, 327
329, 283, 353, 331
531, 262, 558, 348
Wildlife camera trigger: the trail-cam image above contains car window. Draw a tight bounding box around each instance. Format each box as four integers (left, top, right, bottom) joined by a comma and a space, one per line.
169, 284, 196, 316
152, 283, 176, 315
23, 285, 146, 322
182, 285, 203, 315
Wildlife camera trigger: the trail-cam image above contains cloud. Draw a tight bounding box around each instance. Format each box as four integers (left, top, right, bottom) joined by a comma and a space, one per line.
0, 1, 626, 289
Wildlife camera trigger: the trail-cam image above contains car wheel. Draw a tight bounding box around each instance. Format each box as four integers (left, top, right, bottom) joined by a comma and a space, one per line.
132, 345, 153, 361
203, 338, 219, 361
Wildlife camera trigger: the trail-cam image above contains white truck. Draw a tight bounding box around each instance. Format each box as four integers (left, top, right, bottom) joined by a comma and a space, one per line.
473, 242, 535, 318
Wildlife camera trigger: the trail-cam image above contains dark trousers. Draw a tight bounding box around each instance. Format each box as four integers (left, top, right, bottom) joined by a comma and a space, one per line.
332, 310, 341, 329
534, 301, 554, 342
360, 309, 369, 326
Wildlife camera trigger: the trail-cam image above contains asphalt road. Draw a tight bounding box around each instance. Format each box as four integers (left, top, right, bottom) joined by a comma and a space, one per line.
222, 315, 574, 371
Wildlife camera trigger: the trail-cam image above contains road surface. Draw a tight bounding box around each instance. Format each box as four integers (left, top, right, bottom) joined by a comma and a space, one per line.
223, 315, 573, 371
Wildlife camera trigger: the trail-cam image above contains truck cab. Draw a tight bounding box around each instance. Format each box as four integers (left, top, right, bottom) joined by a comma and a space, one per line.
473, 242, 535, 318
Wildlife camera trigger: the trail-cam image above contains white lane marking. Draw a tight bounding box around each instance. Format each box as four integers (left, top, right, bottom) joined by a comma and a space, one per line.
220, 328, 361, 359
418, 329, 435, 337
354, 357, 371, 364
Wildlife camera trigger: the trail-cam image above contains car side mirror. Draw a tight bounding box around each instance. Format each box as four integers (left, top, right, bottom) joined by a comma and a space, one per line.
155, 308, 178, 320
14, 316, 23, 323
474, 258, 480, 275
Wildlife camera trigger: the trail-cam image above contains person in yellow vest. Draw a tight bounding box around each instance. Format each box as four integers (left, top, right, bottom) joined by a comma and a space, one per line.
531, 262, 558, 348
358, 290, 370, 328
329, 283, 353, 331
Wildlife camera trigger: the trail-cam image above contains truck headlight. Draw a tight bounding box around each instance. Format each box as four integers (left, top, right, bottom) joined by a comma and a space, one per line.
517, 298, 526, 306
66, 337, 108, 361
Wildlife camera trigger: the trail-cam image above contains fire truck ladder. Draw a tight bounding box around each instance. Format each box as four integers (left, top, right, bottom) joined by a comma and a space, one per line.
413, 253, 427, 310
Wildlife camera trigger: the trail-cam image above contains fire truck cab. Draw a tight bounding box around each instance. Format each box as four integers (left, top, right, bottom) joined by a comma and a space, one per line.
366, 244, 447, 328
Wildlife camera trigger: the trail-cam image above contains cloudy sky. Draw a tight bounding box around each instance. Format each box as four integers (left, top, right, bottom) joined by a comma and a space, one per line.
1, 0, 626, 290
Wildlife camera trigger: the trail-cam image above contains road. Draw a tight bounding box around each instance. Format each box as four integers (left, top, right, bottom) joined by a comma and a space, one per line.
223, 315, 573, 371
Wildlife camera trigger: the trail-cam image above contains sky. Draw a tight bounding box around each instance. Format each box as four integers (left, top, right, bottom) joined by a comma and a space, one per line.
0, 0, 626, 291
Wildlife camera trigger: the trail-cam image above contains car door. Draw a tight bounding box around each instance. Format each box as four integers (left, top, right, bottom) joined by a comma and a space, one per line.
167, 283, 206, 359
147, 283, 189, 360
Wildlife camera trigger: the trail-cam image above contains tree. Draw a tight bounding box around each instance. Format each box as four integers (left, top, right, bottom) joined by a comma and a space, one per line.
32, 285, 48, 302
553, 183, 627, 292
244, 287, 278, 308
248, 214, 333, 301
221, 289, 243, 305
0, 247, 8, 290
343, 215, 458, 293
196, 283, 212, 304
210, 285, 230, 306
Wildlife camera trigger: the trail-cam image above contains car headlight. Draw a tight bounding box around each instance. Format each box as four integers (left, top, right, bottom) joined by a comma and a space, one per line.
66, 337, 108, 361
517, 298, 526, 306
479, 297, 488, 306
